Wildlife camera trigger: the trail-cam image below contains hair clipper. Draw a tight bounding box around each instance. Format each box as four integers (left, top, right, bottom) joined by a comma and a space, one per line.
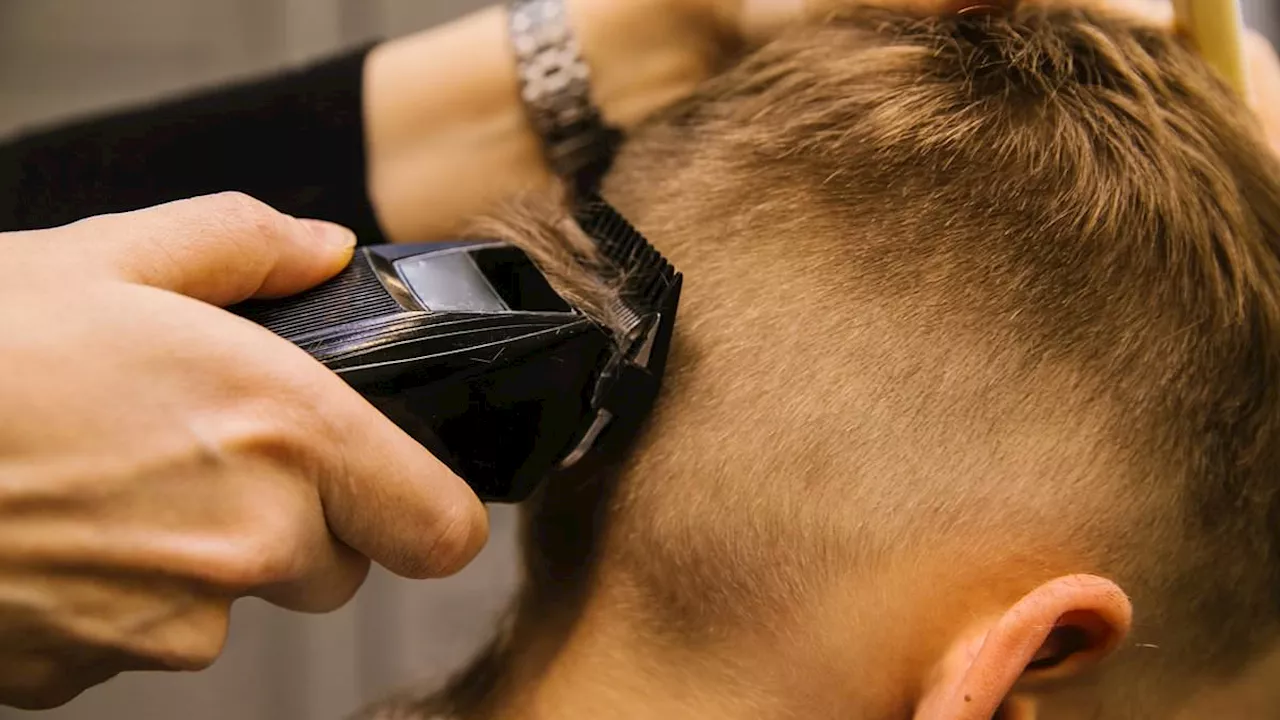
229, 197, 681, 503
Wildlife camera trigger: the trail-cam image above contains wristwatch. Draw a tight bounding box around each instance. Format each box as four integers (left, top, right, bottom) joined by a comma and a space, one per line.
508, 0, 623, 192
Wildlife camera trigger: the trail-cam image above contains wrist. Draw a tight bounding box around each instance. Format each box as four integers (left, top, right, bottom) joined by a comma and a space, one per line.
569, 0, 738, 129
361, 0, 744, 242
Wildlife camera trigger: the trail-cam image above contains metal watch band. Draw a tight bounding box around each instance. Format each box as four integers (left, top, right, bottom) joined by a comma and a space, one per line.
507, 0, 622, 191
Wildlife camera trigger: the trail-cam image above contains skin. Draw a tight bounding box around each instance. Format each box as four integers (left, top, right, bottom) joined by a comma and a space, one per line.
1245, 14, 1280, 151
0, 195, 488, 709
361, 0, 999, 242
0, 0, 853, 708
447, 4, 1280, 720
468, 563, 1136, 720
2, 0, 1276, 712
365, 0, 778, 241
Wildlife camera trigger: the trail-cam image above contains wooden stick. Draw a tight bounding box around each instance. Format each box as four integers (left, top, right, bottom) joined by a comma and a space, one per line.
1173, 0, 1251, 99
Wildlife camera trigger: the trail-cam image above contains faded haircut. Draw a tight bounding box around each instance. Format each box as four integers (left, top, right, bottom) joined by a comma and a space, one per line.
359, 4, 1280, 718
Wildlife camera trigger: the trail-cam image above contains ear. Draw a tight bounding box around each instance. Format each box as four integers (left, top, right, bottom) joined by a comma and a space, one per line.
914, 574, 1132, 720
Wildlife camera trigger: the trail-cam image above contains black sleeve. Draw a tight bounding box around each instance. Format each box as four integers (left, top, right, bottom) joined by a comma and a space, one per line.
0, 45, 387, 244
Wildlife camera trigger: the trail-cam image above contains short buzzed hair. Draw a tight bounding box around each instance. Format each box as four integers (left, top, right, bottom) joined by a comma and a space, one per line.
361, 4, 1280, 717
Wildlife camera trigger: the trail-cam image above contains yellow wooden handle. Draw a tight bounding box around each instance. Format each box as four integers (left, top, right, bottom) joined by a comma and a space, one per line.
1173, 0, 1251, 98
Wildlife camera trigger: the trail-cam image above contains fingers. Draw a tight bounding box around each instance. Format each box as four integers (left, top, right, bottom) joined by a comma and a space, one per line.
310, 391, 490, 580
15, 190, 485, 587
54, 192, 357, 306
188, 317, 490, 583
213, 466, 374, 613
739, 0, 807, 41
251, 534, 373, 614
193, 379, 484, 597
1245, 29, 1280, 153
0, 576, 231, 709
1104, 0, 1173, 24
0, 651, 118, 710
121, 448, 377, 614
816, 0, 1019, 16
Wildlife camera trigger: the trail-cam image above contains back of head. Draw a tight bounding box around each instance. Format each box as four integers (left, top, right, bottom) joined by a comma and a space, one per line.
367, 4, 1280, 718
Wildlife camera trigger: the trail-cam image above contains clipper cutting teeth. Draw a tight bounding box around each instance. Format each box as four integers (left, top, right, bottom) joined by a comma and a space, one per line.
573, 195, 678, 316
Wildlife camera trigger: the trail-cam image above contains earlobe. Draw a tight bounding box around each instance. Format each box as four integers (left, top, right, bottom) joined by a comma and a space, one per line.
914, 574, 1132, 720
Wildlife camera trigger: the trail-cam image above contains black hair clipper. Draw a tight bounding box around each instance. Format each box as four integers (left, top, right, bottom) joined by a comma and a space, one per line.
230, 197, 681, 503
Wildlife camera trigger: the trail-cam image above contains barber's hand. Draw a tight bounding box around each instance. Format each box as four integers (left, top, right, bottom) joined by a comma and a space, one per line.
727, 0, 1280, 153
704, 0, 1012, 42
1243, 22, 1280, 153
0, 193, 488, 710
581, 0, 1009, 123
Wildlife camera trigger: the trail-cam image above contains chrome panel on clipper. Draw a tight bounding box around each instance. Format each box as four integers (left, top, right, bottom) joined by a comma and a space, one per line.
231, 197, 682, 503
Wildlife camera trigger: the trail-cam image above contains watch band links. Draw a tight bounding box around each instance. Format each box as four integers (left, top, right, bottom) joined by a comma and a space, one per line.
508, 0, 623, 192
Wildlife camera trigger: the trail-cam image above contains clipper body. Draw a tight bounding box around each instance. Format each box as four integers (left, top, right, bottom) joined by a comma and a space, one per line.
232, 200, 680, 503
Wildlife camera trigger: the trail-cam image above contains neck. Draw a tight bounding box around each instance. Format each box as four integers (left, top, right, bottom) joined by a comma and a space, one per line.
464, 581, 918, 720
480, 614, 790, 720
489, 637, 768, 720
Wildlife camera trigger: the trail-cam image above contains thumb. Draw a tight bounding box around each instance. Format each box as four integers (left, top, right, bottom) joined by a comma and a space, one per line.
311, 385, 491, 580
62, 192, 356, 306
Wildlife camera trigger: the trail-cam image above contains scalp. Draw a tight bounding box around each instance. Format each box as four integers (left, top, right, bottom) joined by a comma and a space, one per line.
592, 3, 1280, 674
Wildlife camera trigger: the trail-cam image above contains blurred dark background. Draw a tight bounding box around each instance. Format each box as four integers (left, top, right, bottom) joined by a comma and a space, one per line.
0, 1, 1276, 718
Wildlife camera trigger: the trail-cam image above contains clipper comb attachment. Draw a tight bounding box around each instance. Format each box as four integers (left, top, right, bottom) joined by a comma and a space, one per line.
555, 195, 684, 470
572, 195, 679, 344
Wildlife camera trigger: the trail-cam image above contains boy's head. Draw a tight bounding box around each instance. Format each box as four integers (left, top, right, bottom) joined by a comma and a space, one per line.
366, 4, 1280, 719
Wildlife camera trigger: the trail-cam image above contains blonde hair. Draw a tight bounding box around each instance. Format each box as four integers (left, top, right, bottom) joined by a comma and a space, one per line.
359, 5, 1280, 718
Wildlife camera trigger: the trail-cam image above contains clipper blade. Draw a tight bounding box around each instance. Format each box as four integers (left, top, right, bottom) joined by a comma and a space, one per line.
554, 194, 684, 472
573, 195, 679, 338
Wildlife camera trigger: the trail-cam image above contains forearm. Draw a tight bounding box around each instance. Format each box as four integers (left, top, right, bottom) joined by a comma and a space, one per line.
0, 50, 382, 237
0, 0, 752, 241
365, 0, 733, 242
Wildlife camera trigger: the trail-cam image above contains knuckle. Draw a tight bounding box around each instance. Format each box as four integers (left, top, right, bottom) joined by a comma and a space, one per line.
215, 544, 276, 589
202, 192, 290, 259
169, 627, 229, 672
203, 191, 283, 234
146, 608, 232, 672
176, 192, 289, 287
414, 503, 484, 579
214, 401, 323, 472
203, 509, 305, 589
186, 408, 329, 590
0, 659, 86, 710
